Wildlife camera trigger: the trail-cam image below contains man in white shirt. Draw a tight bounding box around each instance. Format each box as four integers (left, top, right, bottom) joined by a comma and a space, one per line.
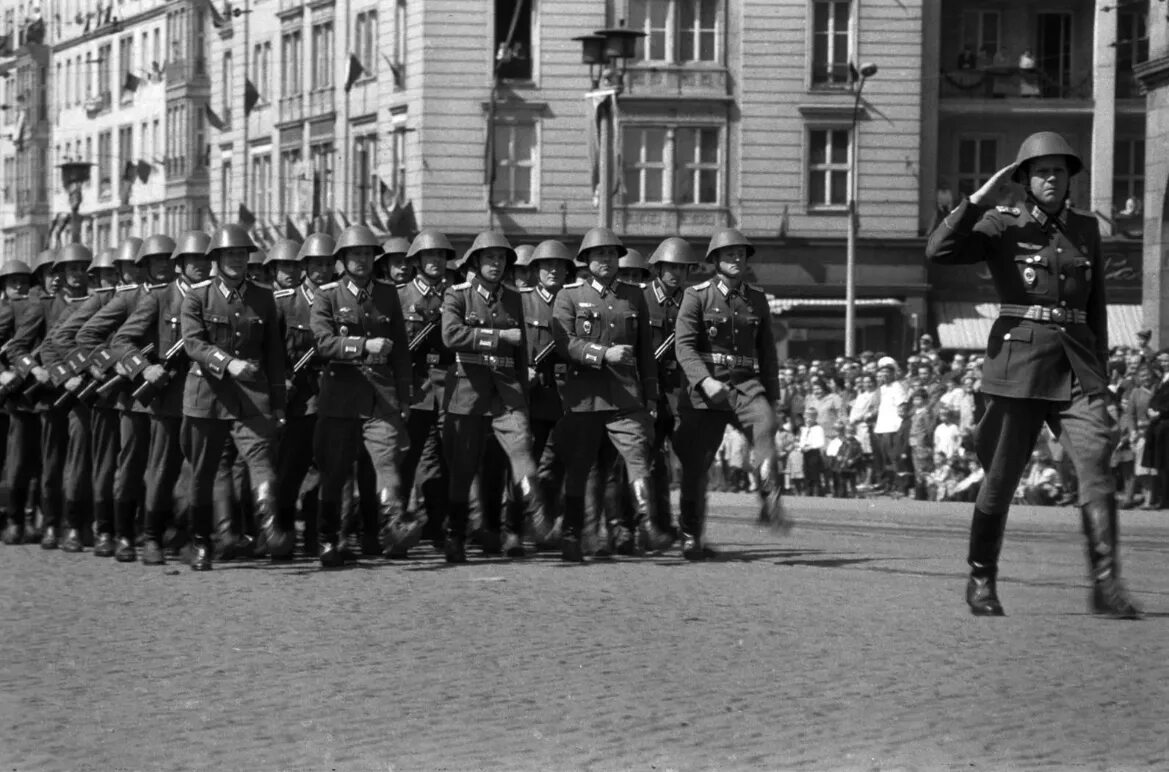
872, 357, 907, 491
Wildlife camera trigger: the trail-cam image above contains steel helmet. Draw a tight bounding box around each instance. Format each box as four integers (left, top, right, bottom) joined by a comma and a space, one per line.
704, 228, 755, 262
576, 227, 627, 263
248, 249, 267, 266
205, 224, 258, 255
1011, 131, 1083, 183
297, 232, 336, 261
135, 234, 177, 264
649, 237, 698, 266
528, 239, 575, 267
89, 247, 117, 271
0, 260, 33, 278
31, 248, 57, 274
618, 248, 649, 271
380, 236, 412, 260
172, 231, 211, 260
114, 237, 144, 264
332, 224, 382, 256
406, 228, 455, 260
54, 243, 93, 267
263, 238, 302, 265
513, 244, 535, 267
462, 230, 516, 268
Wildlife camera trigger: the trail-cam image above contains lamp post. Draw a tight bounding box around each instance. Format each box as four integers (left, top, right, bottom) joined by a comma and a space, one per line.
844, 61, 877, 358
573, 22, 644, 229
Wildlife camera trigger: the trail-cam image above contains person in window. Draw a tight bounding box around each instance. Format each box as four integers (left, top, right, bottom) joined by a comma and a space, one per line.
957, 46, 977, 70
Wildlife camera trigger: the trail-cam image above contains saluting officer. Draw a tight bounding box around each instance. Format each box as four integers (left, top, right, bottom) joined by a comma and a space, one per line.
310, 224, 416, 568
926, 131, 1139, 619
180, 224, 285, 571
109, 230, 210, 564
0, 260, 43, 545
35, 245, 94, 553
551, 227, 669, 562
673, 228, 786, 560
78, 235, 176, 557
398, 229, 455, 552
440, 230, 548, 562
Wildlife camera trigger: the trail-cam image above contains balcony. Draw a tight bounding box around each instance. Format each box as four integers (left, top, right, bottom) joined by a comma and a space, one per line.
84, 91, 111, 117
624, 65, 731, 102
616, 205, 729, 236
940, 66, 1091, 101
277, 0, 305, 18
279, 93, 305, 125
308, 88, 334, 117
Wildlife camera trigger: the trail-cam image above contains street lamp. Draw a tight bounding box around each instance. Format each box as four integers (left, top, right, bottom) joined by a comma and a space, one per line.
844, 61, 877, 358
573, 21, 645, 228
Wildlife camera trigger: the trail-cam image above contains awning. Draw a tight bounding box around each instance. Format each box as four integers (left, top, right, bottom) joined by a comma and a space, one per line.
768, 296, 903, 316
932, 302, 1145, 351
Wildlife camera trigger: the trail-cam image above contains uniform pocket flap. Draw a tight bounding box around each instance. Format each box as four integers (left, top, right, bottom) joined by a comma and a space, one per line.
1003, 327, 1033, 343
206, 313, 229, 325
1013, 254, 1048, 267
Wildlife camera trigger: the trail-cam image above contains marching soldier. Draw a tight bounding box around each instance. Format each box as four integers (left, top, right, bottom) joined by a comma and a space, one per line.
440, 230, 548, 562
376, 237, 414, 287
77, 235, 176, 559
673, 228, 787, 560
925, 131, 1139, 619
0, 260, 42, 545
108, 230, 210, 564
35, 245, 94, 553
398, 229, 455, 552
509, 244, 535, 290
310, 224, 417, 568
551, 227, 669, 561
180, 224, 285, 571
617, 247, 651, 286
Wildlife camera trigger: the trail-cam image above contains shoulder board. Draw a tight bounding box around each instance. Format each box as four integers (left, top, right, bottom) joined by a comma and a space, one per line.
148, 282, 169, 291
65, 294, 88, 304
394, 281, 408, 289
93, 286, 115, 294
618, 279, 647, 289
563, 280, 583, 289
273, 288, 296, 298
692, 280, 711, 290
317, 281, 339, 290
995, 206, 1020, 215
188, 279, 213, 289
451, 281, 471, 290
519, 287, 535, 293
115, 283, 140, 293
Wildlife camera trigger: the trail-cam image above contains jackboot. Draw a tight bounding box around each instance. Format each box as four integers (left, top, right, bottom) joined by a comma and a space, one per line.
256, 481, 292, 559
212, 494, 238, 561
966, 507, 1007, 616
560, 496, 585, 563
94, 532, 116, 558
190, 536, 212, 572
379, 487, 422, 558
61, 528, 83, 553
300, 490, 319, 558
114, 500, 137, 551
445, 501, 469, 564
518, 474, 551, 545
1, 508, 22, 545
114, 537, 137, 563
317, 500, 344, 568
632, 477, 672, 553
679, 498, 705, 561
1081, 499, 1141, 619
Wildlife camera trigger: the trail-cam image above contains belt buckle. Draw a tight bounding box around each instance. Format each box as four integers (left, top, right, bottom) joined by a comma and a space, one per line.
426, 353, 440, 364
1050, 307, 1067, 324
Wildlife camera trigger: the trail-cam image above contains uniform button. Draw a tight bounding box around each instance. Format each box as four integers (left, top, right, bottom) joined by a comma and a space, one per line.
1057, 248, 1063, 253
1059, 273, 1066, 280
1003, 333, 1011, 341
1060, 300, 1067, 307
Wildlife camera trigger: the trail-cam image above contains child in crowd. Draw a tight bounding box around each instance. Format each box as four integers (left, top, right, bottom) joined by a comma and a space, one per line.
798, 407, 826, 496
827, 421, 864, 498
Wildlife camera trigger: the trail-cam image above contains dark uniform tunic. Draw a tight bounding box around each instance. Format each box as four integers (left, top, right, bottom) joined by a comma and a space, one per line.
520, 284, 567, 503
642, 278, 686, 527
180, 277, 285, 541
926, 198, 1115, 512
673, 275, 781, 534
0, 294, 44, 530
110, 278, 194, 542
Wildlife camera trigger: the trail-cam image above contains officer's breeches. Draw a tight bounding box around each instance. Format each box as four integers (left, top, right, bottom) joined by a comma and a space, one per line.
673, 393, 778, 504
144, 416, 184, 516
89, 406, 120, 504
182, 416, 276, 509
114, 411, 150, 504
314, 415, 405, 503
443, 410, 536, 503
275, 414, 317, 512
557, 410, 652, 497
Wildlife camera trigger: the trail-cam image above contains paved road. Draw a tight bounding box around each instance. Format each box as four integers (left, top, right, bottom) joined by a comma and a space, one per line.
3, 494, 1168, 771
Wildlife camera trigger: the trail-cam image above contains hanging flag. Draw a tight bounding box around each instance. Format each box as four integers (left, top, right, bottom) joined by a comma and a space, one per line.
136, 160, 152, 183
121, 161, 137, 181
202, 206, 220, 236
0, 33, 11, 57
367, 200, 387, 233
344, 53, 366, 93
244, 78, 261, 116
266, 218, 284, 241
238, 203, 257, 228
207, 0, 226, 29
778, 204, 790, 239
123, 71, 141, 93
204, 103, 225, 131
387, 199, 416, 238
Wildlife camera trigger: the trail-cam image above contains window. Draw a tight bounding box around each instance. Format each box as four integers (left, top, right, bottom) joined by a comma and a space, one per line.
807, 128, 849, 208
630, 0, 720, 64
494, 0, 531, 80
956, 137, 998, 199
1116, 11, 1148, 99
811, 0, 850, 87
354, 11, 377, 80
311, 22, 334, 90
119, 35, 133, 99
141, 31, 150, 73
389, 124, 407, 201
1036, 12, 1072, 98
98, 130, 112, 198
393, 0, 407, 89
193, 8, 206, 76
310, 142, 334, 215
492, 120, 535, 207
960, 9, 1000, 63
222, 50, 232, 125
1113, 138, 1144, 214
280, 148, 302, 218
141, 121, 150, 163
252, 41, 271, 102
3, 157, 13, 202
251, 153, 272, 220
153, 28, 161, 70
119, 125, 133, 176
353, 133, 378, 219
193, 107, 205, 169
221, 160, 232, 222
97, 43, 112, 100
282, 31, 302, 97
623, 126, 721, 206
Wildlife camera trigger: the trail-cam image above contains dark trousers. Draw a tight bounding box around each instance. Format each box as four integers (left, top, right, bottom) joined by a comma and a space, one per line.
275, 414, 318, 530
400, 408, 447, 525
181, 415, 277, 539
115, 411, 149, 504
674, 395, 778, 507
4, 411, 40, 518
975, 385, 1116, 515
314, 414, 405, 503
557, 410, 652, 497
39, 411, 67, 531
143, 416, 185, 540
90, 406, 120, 507
873, 432, 897, 489
443, 410, 536, 503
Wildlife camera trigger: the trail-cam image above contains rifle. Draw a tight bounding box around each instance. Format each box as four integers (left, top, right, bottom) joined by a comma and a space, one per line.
653, 331, 676, 362
90, 343, 155, 402
51, 349, 99, 411
0, 342, 46, 405
408, 320, 438, 352
285, 347, 317, 403
130, 339, 187, 405
532, 340, 556, 367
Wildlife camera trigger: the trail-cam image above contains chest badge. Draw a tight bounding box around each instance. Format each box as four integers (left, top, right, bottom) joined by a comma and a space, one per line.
339, 325, 349, 336
1023, 267, 1037, 287
582, 320, 592, 335
708, 323, 719, 338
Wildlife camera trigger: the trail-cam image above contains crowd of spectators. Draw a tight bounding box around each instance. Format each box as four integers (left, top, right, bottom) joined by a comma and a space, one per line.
708, 330, 1167, 508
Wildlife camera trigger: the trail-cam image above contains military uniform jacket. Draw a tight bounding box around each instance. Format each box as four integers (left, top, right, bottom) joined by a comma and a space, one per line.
181, 277, 286, 420
644, 278, 685, 412
674, 276, 779, 411
110, 279, 193, 418
77, 283, 166, 411
521, 285, 565, 421
311, 277, 412, 420
398, 276, 450, 412
926, 199, 1108, 401
440, 277, 529, 416
275, 281, 321, 417
0, 294, 45, 413
552, 277, 656, 413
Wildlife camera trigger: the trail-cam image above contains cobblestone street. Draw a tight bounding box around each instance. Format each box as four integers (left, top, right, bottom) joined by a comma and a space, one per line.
3, 494, 1168, 771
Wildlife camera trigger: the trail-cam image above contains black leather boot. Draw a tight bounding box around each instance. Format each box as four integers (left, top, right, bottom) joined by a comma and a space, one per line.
632, 477, 672, 553
379, 487, 421, 558
317, 501, 344, 568
1081, 499, 1141, 620
679, 498, 704, 561
190, 536, 212, 572
445, 501, 469, 564
560, 496, 585, 563
966, 508, 1007, 616
1, 508, 22, 545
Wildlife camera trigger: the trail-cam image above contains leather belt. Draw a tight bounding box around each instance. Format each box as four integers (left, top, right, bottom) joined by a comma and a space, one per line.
700, 352, 758, 369
456, 353, 515, 369
999, 304, 1086, 324
553, 363, 568, 375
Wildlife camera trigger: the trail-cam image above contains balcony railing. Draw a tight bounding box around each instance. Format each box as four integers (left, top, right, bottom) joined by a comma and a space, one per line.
279, 93, 304, 124
84, 91, 111, 116
940, 67, 1091, 100
617, 205, 729, 236
624, 65, 730, 100
308, 87, 334, 116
